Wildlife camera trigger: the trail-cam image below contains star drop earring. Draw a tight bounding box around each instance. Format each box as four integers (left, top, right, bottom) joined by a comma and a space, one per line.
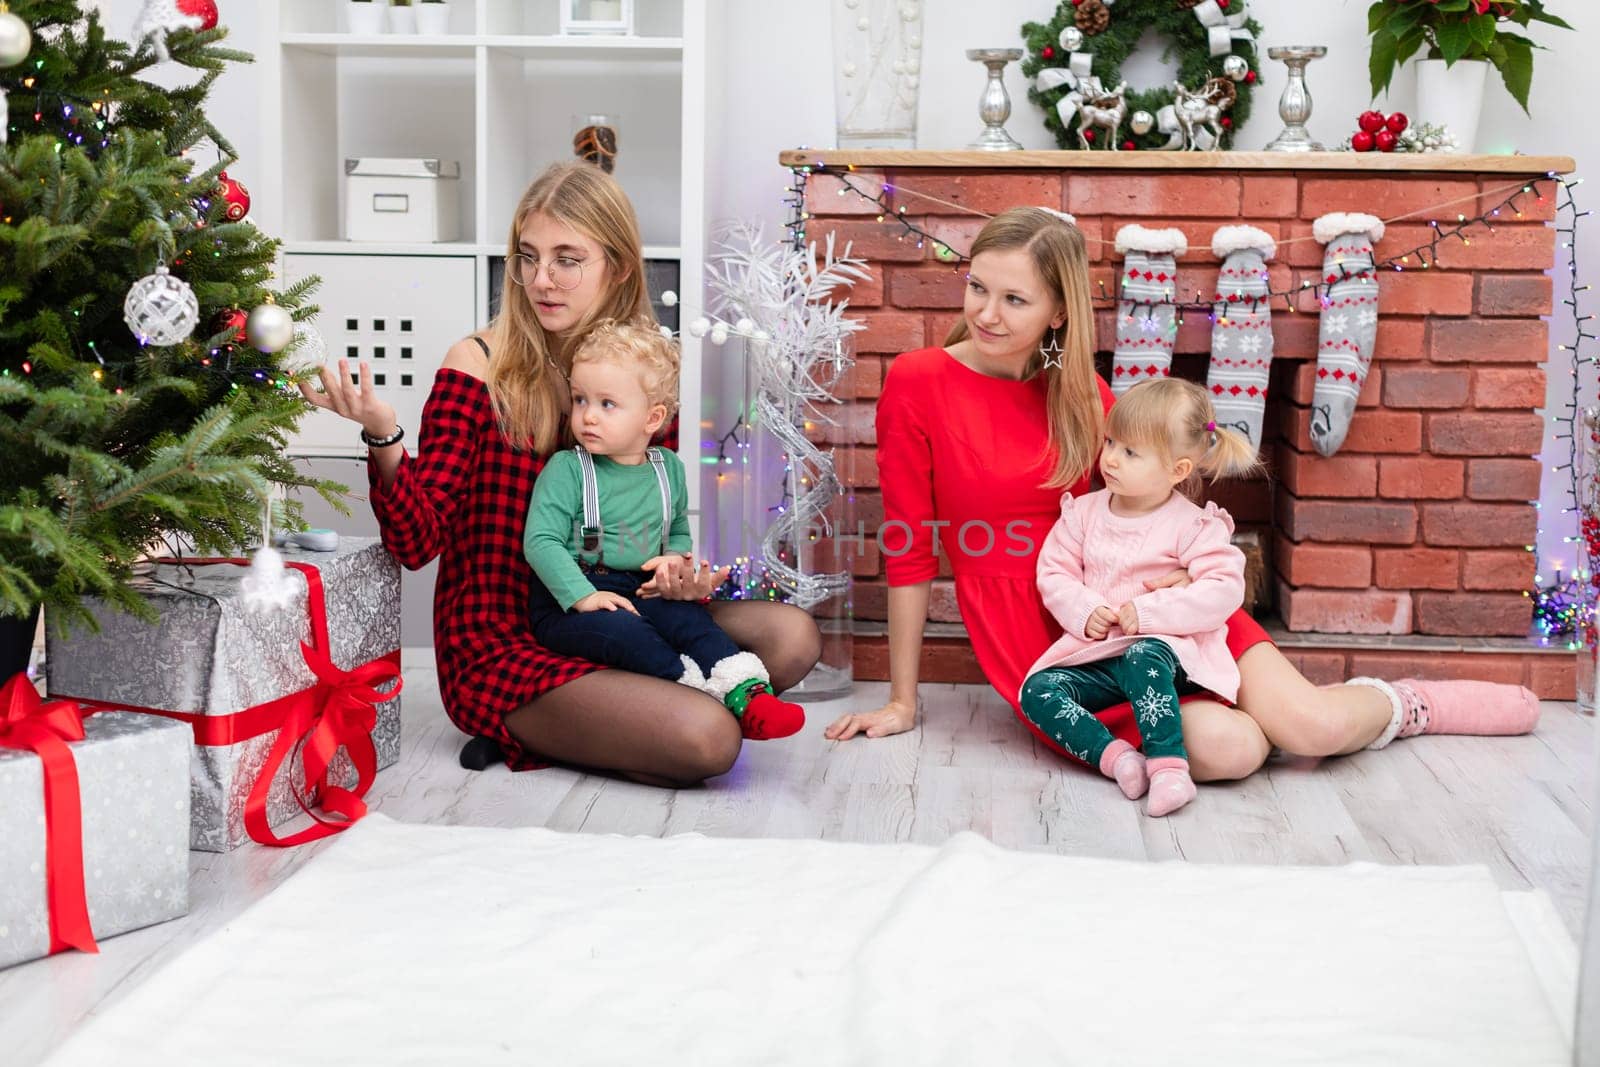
1039, 326, 1064, 369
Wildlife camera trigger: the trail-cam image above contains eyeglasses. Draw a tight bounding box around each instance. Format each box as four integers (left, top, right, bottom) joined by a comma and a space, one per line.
507, 253, 586, 291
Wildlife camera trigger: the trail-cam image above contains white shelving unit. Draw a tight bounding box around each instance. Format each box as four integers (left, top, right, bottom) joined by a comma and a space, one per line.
254, 0, 710, 527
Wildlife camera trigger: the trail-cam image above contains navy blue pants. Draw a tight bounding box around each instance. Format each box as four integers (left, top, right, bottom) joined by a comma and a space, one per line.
530, 568, 739, 681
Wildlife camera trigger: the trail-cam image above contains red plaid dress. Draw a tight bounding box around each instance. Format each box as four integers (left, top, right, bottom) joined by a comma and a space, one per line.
368, 366, 682, 770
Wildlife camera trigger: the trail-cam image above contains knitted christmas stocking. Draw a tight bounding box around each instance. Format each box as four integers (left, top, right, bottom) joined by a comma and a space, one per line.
1206, 226, 1276, 452
1310, 212, 1385, 457
1111, 225, 1188, 396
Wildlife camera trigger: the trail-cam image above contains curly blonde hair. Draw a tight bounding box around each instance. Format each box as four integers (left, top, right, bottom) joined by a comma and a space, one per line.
570, 321, 681, 417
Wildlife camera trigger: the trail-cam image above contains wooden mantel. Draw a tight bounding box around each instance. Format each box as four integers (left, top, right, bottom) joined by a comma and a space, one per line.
779, 149, 1576, 174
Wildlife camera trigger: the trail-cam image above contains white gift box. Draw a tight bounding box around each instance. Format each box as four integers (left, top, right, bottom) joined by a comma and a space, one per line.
344, 158, 461, 243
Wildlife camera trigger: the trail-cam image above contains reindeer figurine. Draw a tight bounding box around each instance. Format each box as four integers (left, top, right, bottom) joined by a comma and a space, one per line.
1065, 78, 1129, 150
1171, 78, 1233, 150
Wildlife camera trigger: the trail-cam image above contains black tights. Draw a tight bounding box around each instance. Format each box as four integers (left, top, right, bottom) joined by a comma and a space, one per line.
504, 601, 822, 788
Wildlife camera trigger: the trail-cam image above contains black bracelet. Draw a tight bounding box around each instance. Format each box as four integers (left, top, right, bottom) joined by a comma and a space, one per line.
360, 424, 405, 449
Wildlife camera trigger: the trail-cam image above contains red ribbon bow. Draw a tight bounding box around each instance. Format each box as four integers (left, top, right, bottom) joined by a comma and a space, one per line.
0, 673, 98, 956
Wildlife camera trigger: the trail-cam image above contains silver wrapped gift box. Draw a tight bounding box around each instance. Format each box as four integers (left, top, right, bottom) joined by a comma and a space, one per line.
47, 538, 403, 852
0, 709, 191, 970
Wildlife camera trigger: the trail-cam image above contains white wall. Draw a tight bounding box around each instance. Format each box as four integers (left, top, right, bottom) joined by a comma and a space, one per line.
104, 0, 1599, 574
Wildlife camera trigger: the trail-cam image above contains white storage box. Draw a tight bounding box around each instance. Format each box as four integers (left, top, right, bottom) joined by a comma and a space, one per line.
344, 158, 461, 243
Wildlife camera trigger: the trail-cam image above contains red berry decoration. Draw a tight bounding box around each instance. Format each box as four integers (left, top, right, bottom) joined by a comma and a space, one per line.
1351, 130, 1375, 152
1374, 128, 1398, 152
216, 171, 250, 221
1123, 140, 1136, 151
1083, 128, 1095, 142
1042, 45, 1055, 59
175, 0, 219, 31
1220, 116, 1232, 129
1245, 70, 1257, 83
1358, 111, 1386, 134
1385, 111, 1409, 134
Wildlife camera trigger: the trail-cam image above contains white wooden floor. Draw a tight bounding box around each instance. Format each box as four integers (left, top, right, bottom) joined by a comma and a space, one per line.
6, 651, 1596, 1066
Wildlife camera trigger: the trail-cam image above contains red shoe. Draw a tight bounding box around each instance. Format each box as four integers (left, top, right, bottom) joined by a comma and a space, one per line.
737, 687, 805, 741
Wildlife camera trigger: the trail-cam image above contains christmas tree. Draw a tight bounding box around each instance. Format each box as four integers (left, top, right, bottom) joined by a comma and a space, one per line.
0, 0, 336, 662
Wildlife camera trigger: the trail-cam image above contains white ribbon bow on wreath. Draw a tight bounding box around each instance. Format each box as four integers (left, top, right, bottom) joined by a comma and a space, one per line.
1036, 52, 1095, 95
1194, 0, 1254, 58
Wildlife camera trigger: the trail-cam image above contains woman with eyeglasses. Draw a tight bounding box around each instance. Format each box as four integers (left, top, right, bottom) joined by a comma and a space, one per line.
300, 161, 821, 785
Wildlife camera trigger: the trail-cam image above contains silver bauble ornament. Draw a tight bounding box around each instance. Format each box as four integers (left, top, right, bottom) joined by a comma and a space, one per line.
280, 323, 327, 375
123, 264, 199, 346
1129, 110, 1155, 135
246, 300, 295, 354
1223, 55, 1249, 82
1058, 26, 1083, 52
0, 9, 31, 69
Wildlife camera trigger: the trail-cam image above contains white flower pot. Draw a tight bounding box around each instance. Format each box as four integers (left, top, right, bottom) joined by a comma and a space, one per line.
1414, 58, 1487, 153
346, 1, 385, 34
415, 3, 451, 35
387, 4, 417, 34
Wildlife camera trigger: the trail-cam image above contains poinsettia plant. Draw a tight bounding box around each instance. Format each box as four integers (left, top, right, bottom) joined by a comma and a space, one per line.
1367, 0, 1571, 113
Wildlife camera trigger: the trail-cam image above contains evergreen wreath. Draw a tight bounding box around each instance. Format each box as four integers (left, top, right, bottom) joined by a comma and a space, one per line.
1022, 0, 1263, 151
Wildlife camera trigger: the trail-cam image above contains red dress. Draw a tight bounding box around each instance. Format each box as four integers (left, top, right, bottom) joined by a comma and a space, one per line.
369, 368, 679, 770
877, 347, 1270, 760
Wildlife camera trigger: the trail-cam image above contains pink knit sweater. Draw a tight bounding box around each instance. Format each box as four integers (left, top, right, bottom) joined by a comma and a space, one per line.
1020, 489, 1247, 703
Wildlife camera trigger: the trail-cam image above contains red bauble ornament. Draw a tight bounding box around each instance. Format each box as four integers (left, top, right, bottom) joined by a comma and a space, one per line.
1245, 70, 1257, 83
1083, 128, 1095, 142
1374, 129, 1398, 152
1351, 130, 1375, 152
1123, 140, 1136, 150
1042, 45, 1055, 59
1385, 111, 1409, 134
175, 0, 219, 31
1220, 116, 1232, 129
216, 170, 250, 222
1358, 110, 1386, 133
217, 308, 247, 343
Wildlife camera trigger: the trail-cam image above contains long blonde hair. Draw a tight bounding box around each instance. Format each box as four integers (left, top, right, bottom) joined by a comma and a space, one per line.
488, 162, 654, 453
1106, 378, 1262, 485
943, 207, 1101, 489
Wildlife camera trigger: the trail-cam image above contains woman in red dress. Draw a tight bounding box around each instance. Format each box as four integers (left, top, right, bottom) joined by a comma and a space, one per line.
825, 208, 1539, 777
302, 162, 821, 787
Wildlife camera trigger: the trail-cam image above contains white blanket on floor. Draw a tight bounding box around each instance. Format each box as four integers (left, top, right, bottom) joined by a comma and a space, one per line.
48, 816, 1571, 1066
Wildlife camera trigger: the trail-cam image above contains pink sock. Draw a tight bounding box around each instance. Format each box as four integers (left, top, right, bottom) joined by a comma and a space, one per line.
1392, 679, 1540, 738
1099, 740, 1148, 800
1145, 757, 1196, 817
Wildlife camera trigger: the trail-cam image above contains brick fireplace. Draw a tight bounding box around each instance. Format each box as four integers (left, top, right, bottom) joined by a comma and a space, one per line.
782, 149, 1577, 699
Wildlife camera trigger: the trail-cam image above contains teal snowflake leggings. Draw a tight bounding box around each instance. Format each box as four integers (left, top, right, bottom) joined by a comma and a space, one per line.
1018, 639, 1191, 766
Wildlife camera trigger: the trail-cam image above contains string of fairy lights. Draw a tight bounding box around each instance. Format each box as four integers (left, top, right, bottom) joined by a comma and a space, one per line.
784, 158, 1595, 641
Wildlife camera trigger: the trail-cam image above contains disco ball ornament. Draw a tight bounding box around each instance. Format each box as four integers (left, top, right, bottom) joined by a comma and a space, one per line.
1223, 55, 1250, 82
124, 263, 200, 346
246, 299, 295, 354
1058, 26, 1083, 53
1129, 110, 1155, 135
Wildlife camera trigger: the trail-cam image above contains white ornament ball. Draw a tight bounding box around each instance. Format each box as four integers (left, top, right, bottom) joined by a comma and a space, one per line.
1129, 110, 1155, 136
734, 317, 754, 334
658, 325, 674, 339
709, 323, 730, 346
688, 317, 710, 338
907, 34, 921, 48
280, 324, 327, 375
246, 302, 295, 354
1223, 55, 1249, 82
0, 10, 31, 70
856, 16, 869, 30
753, 329, 770, 341
1058, 26, 1083, 53
123, 265, 199, 347
661, 289, 678, 307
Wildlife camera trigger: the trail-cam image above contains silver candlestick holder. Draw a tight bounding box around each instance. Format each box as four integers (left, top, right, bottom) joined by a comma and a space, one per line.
966, 48, 1025, 151
1264, 45, 1328, 152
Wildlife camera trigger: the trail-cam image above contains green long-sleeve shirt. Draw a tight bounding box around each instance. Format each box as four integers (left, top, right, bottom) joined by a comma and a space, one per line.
524, 448, 693, 610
